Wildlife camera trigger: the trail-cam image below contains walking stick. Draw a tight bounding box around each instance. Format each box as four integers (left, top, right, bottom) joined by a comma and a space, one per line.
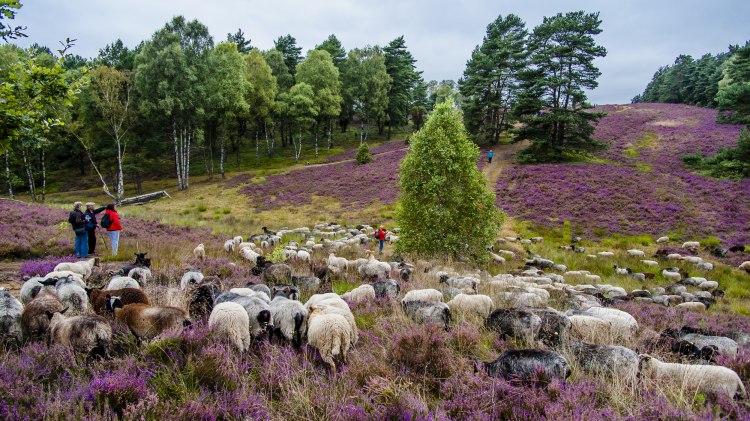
99, 229, 109, 254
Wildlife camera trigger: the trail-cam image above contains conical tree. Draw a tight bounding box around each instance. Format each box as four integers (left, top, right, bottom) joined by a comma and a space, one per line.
396, 100, 503, 262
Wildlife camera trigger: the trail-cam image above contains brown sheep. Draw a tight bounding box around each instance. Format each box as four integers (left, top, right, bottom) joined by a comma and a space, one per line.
87, 287, 149, 317
20, 287, 64, 342
47, 310, 112, 358
112, 301, 190, 341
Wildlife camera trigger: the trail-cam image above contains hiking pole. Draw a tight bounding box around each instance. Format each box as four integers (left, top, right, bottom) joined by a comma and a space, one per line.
99, 229, 109, 254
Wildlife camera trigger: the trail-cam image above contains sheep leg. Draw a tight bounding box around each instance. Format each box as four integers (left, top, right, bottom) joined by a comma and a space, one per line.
321, 350, 336, 373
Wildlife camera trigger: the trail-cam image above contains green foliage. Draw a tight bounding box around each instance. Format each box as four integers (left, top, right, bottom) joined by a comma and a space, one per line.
343, 46, 390, 132
384, 36, 422, 133
355, 142, 372, 164
315, 34, 346, 69
273, 34, 302, 77
682, 127, 750, 179
268, 244, 288, 263
396, 101, 503, 262
717, 42, 750, 124
226, 28, 252, 54
0, 0, 25, 42
296, 49, 342, 121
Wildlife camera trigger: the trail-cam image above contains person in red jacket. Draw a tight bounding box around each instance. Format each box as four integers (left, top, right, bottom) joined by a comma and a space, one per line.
374, 226, 387, 255
103, 204, 123, 256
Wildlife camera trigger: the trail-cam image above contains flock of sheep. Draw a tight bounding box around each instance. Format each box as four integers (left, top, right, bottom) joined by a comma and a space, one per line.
1, 223, 749, 403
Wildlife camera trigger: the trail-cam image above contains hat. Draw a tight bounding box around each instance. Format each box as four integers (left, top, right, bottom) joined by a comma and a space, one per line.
85, 202, 95, 207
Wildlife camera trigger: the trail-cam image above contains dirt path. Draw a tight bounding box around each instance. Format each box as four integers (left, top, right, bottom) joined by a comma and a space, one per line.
482, 140, 530, 189
0, 261, 22, 296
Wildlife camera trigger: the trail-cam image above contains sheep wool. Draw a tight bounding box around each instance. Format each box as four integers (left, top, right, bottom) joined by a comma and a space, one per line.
20, 277, 45, 305
20, 287, 64, 341
114, 303, 190, 340
49, 312, 112, 358
209, 302, 250, 352
269, 296, 307, 347
447, 294, 494, 319
402, 288, 443, 303
0, 289, 23, 346
639, 355, 745, 398
341, 284, 376, 303
307, 305, 353, 371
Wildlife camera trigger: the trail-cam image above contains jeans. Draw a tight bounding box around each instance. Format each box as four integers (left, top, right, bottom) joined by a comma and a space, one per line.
108, 230, 120, 256
75, 231, 88, 258
379, 240, 384, 254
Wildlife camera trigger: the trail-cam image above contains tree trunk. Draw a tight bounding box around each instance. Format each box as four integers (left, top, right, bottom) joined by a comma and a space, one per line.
4, 151, 12, 199
185, 126, 191, 189
265, 121, 275, 158
21, 148, 35, 201
40, 148, 46, 202
115, 135, 124, 203
255, 128, 259, 164
220, 124, 226, 179
173, 121, 183, 190
359, 120, 364, 146
314, 122, 319, 159
327, 119, 332, 152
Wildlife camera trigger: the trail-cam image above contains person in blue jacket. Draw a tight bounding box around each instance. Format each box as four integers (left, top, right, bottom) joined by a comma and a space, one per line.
84, 202, 106, 255
488, 149, 494, 164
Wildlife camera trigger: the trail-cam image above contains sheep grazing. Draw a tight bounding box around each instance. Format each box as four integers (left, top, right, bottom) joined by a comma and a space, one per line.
47, 310, 112, 358
638, 354, 746, 399
189, 283, 222, 321
306, 305, 352, 372
674, 302, 706, 313
531, 307, 571, 347
402, 300, 451, 330
569, 307, 638, 345
88, 287, 149, 317
240, 247, 261, 264
613, 265, 629, 275
231, 296, 273, 339
373, 278, 400, 300
41, 277, 89, 315
679, 333, 738, 356
641, 260, 659, 267
246, 283, 273, 298
358, 253, 391, 279
327, 253, 349, 272
127, 267, 152, 284
566, 341, 638, 382
682, 241, 700, 252
739, 261, 750, 273
447, 294, 494, 319
180, 270, 204, 290
0, 288, 24, 346
401, 288, 443, 303
626, 249, 645, 257
107, 276, 140, 290
662, 270, 681, 282
209, 302, 250, 352
53, 257, 99, 280
20, 287, 65, 341
269, 296, 307, 348
112, 301, 191, 340
44, 271, 85, 288
291, 275, 321, 295
486, 308, 542, 344
271, 285, 300, 301
438, 275, 479, 294
20, 277, 46, 305
193, 243, 206, 260
480, 349, 571, 386
569, 315, 613, 345
597, 251, 615, 257
263, 264, 293, 284
341, 284, 375, 303
303, 295, 358, 346
223, 239, 235, 253
656, 236, 671, 243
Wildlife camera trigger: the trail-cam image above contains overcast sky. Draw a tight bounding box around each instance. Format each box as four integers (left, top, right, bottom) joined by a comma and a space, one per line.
10, 0, 750, 104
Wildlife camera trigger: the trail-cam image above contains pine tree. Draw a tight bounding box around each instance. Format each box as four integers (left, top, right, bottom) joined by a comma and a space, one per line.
396, 101, 503, 262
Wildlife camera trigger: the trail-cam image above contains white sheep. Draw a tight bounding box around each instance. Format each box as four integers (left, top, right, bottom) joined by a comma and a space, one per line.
490, 253, 506, 264
674, 302, 706, 312
180, 270, 204, 290
666, 253, 682, 260
447, 294, 494, 319
229, 288, 271, 303
358, 253, 391, 278
682, 256, 702, 264
306, 304, 353, 372
639, 354, 745, 398
682, 241, 700, 252
585, 274, 602, 283
640, 260, 659, 267
223, 240, 235, 252
597, 251, 614, 257
569, 315, 614, 345
698, 280, 719, 291
402, 289, 443, 303
296, 250, 311, 262
44, 271, 85, 287
327, 253, 348, 271
53, 258, 98, 280
341, 284, 376, 303
582, 307, 638, 344
127, 267, 152, 284
740, 261, 750, 272
662, 270, 681, 282
497, 250, 516, 259
55, 279, 89, 315
696, 262, 714, 271
305, 293, 344, 308
106, 276, 140, 290
209, 302, 250, 352
239, 247, 261, 264
626, 249, 645, 257
656, 236, 671, 243
20, 277, 45, 305
193, 243, 206, 260
233, 236, 243, 248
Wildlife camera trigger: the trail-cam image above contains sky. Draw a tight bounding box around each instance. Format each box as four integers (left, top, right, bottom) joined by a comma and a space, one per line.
10, 0, 750, 104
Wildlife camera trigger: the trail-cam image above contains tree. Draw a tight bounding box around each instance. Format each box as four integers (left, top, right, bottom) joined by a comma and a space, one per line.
207, 41, 248, 179
355, 142, 372, 164
273, 34, 302, 77
315, 34, 346, 69
263, 49, 294, 147
396, 101, 502, 262
244, 48, 277, 158
227, 29, 252, 53
96, 39, 136, 71
717, 42, 750, 124
296, 49, 341, 156
384, 36, 421, 139
277, 82, 317, 162
343, 46, 390, 145
459, 14, 528, 145
134, 16, 213, 190
0, 0, 26, 42
515, 11, 607, 162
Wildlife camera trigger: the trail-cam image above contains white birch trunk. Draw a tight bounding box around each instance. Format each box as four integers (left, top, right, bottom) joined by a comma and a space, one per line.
5, 151, 12, 199
173, 121, 183, 191
40, 148, 45, 202
21, 148, 35, 201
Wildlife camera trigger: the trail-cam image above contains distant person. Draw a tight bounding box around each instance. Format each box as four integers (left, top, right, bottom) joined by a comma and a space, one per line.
488, 149, 494, 164
103, 203, 122, 256
374, 226, 387, 255
68, 201, 87, 258
84, 202, 106, 255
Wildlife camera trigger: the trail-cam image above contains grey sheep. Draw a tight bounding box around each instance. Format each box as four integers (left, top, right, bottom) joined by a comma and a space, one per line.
530, 307, 571, 346
41, 277, 88, 315
231, 295, 274, 339
291, 276, 321, 294
272, 285, 301, 301
486, 308, 542, 344
263, 264, 293, 284
438, 275, 479, 293
402, 300, 451, 330
269, 296, 307, 348
189, 283, 222, 322
47, 309, 112, 359
480, 349, 571, 385
566, 341, 638, 382
247, 283, 273, 298
20, 287, 64, 341
20, 277, 45, 305
373, 279, 400, 300
0, 288, 23, 346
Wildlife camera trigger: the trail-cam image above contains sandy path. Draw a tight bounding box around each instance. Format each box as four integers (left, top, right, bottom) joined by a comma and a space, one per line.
482, 140, 531, 189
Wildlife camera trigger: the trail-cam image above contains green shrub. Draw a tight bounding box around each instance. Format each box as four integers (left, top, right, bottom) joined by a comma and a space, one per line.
355, 143, 373, 164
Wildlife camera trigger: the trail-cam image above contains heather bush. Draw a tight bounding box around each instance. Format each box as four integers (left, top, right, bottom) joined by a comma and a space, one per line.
18, 254, 78, 277
85, 366, 151, 417
389, 323, 454, 391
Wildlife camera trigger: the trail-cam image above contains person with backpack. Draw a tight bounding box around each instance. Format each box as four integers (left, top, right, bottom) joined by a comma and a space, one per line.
102, 204, 122, 256
68, 201, 87, 258
84, 202, 106, 255
488, 149, 494, 164
374, 226, 387, 255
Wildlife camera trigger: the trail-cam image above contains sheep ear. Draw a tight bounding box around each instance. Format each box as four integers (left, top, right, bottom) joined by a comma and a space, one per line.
45, 311, 54, 320
283, 287, 290, 294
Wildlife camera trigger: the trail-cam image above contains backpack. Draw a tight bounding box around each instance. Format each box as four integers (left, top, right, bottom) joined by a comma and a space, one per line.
100, 214, 112, 229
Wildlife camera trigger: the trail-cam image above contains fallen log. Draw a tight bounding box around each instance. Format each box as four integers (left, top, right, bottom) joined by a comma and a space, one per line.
119, 190, 171, 206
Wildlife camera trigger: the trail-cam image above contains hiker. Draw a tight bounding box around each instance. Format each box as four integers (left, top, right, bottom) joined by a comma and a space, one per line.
102, 204, 122, 256
374, 226, 387, 255
84, 202, 106, 255
68, 202, 87, 258
488, 149, 494, 164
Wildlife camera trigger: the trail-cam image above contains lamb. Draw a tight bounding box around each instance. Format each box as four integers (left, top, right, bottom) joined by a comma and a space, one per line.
291, 275, 321, 295
402, 300, 451, 330
341, 284, 376, 303
682, 241, 700, 252
193, 243, 206, 260
47, 310, 112, 358
189, 283, 222, 321
401, 288, 443, 303
180, 270, 204, 290
112, 301, 191, 340
447, 294, 494, 319
306, 305, 352, 372
20, 277, 45, 305
373, 278, 400, 300
53, 257, 99, 280
566, 341, 638, 382
269, 296, 307, 347
480, 349, 571, 385
627, 249, 646, 257
0, 288, 23, 346
209, 302, 250, 352
327, 253, 349, 272
638, 354, 745, 398
87, 287, 149, 317
485, 308, 542, 344
20, 287, 64, 341
106, 276, 140, 290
